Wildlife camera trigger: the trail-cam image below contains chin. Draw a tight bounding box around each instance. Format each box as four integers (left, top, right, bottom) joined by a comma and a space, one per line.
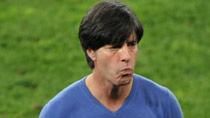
118, 81, 131, 86
117, 76, 132, 86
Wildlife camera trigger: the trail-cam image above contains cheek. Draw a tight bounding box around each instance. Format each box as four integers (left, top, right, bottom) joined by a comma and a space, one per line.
134, 51, 138, 59
99, 56, 118, 72
97, 55, 112, 68
131, 49, 138, 64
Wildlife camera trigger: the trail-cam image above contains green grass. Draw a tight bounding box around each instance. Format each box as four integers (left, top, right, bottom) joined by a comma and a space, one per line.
0, 0, 210, 117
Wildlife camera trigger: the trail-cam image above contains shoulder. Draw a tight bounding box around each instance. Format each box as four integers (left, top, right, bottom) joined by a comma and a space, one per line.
39, 78, 85, 118
134, 74, 169, 95
134, 74, 183, 118
134, 74, 176, 102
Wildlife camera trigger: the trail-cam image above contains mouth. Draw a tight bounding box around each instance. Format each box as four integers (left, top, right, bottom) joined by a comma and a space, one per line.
121, 68, 133, 77
122, 73, 132, 78
121, 68, 133, 73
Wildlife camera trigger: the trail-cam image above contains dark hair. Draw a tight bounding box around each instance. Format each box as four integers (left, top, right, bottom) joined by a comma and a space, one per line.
79, 1, 144, 69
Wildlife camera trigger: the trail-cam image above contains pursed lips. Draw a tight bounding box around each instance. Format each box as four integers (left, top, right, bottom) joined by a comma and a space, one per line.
121, 68, 133, 75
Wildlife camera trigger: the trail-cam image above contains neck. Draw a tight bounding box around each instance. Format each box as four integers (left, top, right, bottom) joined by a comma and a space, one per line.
85, 73, 133, 111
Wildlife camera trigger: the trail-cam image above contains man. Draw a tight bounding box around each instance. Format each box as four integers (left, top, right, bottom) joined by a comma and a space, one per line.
39, 1, 183, 118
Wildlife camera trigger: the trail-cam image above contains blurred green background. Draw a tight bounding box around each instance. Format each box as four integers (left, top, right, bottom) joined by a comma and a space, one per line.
0, 0, 210, 117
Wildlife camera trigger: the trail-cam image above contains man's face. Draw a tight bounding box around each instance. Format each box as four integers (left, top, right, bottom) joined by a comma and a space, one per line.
93, 32, 138, 86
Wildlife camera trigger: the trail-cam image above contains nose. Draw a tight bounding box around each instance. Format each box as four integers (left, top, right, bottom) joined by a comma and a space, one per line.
120, 44, 131, 63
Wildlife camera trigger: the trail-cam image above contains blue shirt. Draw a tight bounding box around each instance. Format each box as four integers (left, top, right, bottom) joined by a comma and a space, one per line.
39, 74, 183, 118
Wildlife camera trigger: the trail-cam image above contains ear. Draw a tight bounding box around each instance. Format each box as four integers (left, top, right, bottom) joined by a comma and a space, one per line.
86, 48, 97, 61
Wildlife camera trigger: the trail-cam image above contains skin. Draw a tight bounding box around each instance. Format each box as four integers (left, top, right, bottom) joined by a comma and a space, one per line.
86, 32, 138, 112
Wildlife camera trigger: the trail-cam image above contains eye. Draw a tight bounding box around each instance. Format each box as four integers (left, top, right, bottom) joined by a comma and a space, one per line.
108, 47, 119, 52
105, 45, 120, 50
127, 41, 137, 46
108, 44, 123, 49
110, 45, 122, 49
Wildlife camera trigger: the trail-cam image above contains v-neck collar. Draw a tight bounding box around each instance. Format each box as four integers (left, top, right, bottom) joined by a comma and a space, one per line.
81, 74, 137, 116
